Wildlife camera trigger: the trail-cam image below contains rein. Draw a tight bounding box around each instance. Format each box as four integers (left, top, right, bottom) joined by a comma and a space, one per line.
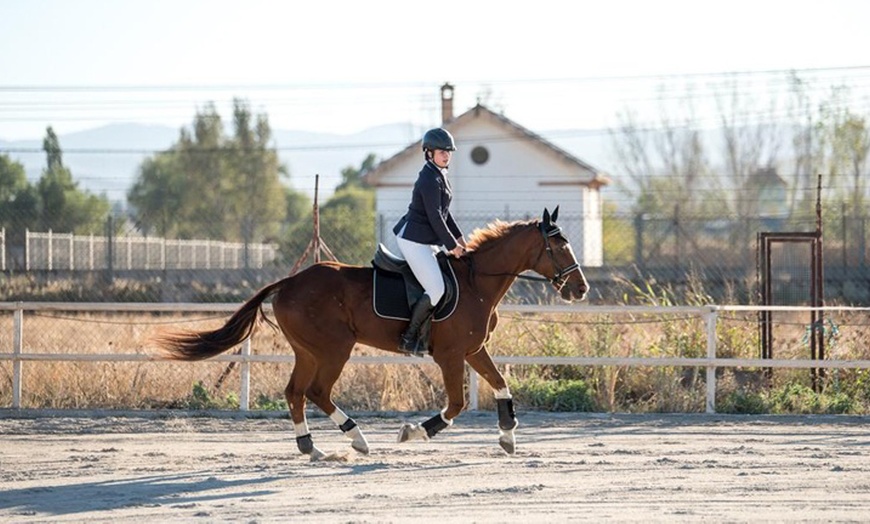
464, 223, 580, 291
465, 257, 552, 282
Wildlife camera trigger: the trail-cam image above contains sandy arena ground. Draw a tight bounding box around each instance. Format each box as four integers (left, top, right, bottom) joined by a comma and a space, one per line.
1, 411, 869, 523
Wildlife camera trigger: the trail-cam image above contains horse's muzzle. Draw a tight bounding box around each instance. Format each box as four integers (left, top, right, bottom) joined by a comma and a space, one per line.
559, 275, 589, 302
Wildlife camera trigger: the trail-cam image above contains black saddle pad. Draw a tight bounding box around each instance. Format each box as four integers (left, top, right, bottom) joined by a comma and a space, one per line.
372, 263, 458, 322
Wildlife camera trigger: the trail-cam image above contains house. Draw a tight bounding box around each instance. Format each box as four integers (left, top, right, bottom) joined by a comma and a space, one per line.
362, 84, 610, 267
746, 166, 789, 219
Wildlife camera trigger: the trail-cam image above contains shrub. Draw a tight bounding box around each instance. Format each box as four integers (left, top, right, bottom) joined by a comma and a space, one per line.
718, 390, 768, 414
509, 377, 596, 412
768, 382, 854, 415
184, 381, 240, 410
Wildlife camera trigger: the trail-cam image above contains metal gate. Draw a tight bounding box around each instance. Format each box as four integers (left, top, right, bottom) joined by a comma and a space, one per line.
757, 177, 825, 389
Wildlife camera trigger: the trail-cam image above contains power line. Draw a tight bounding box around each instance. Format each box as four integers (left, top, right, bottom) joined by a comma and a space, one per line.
3, 65, 870, 92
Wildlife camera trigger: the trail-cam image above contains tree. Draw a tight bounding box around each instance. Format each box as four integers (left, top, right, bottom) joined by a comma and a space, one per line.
838, 114, 870, 216
818, 93, 870, 216
318, 186, 376, 265
128, 101, 288, 243
36, 127, 110, 234
319, 155, 377, 264
0, 154, 39, 239
284, 188, 311, 227
785, 72, 825, 215
279, 155, 377, 266
335, 153, 378, 192
611, 87, 711, 217
177, 103, 227, 238
713, 76, 782, 222
127, 155, 185, 236
226, 99, 286, 245
611, 78, 786, 269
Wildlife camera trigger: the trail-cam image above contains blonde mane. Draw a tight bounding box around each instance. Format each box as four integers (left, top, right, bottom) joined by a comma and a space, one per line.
466, 219, 535, 252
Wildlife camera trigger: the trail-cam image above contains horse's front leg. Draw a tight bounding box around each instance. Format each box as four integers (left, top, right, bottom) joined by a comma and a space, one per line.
466, 346, 518, 454
397, 354, 465, 444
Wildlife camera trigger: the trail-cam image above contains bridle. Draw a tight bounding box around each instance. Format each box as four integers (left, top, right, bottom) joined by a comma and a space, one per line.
534, 222, 581, 291
466, 222, 581, 292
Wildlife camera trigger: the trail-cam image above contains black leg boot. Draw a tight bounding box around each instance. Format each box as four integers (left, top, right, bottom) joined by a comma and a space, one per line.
399, 295, 434, 355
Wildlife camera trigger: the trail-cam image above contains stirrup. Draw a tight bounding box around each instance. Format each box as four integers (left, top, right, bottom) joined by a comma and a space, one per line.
399, 333, 426, 356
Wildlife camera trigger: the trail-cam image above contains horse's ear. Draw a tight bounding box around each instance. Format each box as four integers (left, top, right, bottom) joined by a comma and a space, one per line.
552, 206, 560, 223
542, 207, 551, 226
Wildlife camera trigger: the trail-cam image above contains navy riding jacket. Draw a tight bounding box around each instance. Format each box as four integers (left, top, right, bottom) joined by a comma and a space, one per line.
393, 160, 463, 250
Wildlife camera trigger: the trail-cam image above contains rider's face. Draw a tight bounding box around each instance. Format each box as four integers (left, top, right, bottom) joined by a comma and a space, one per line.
431, 149, 453, 168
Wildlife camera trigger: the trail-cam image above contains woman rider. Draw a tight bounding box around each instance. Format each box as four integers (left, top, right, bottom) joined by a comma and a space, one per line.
393, 127, 467, 355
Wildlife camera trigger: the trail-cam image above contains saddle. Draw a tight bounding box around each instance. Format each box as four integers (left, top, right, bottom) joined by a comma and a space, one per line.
371, 244, 459, 322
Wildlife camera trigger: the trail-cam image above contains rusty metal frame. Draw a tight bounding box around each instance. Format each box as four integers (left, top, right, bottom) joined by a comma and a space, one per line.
757, 176, 825, 390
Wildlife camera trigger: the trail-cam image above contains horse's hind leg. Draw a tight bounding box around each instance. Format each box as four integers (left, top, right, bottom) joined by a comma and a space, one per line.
466, 346, 518, 454
284, 352, 328, 460
305, 346, 370, 455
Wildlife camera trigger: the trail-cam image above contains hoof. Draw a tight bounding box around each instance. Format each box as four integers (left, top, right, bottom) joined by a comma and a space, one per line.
499, 429, 516, 455
397, 423, 428, 443
308, 446, 328, 462
352, 436, 370, 455
344, 425, 370, 454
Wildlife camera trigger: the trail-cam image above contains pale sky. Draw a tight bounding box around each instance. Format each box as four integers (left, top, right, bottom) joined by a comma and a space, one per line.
2, 0, 869, 140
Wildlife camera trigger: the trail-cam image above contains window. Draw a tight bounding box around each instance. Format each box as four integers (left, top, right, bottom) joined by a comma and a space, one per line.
470, 146, 489, 165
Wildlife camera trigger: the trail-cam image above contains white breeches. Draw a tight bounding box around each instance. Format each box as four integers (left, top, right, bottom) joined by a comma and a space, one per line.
395, 233, 445, 306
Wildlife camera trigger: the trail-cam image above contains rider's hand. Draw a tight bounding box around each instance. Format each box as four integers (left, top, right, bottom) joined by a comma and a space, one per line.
449, 245, 465, 258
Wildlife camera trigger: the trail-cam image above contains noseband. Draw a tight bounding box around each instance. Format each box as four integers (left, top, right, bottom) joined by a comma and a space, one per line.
538, 223, 580, 291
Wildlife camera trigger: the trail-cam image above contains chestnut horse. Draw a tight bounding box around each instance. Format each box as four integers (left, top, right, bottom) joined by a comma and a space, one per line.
158, 207, 588, 459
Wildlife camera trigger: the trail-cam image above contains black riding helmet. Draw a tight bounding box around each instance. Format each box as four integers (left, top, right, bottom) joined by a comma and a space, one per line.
422, 128, 456, 152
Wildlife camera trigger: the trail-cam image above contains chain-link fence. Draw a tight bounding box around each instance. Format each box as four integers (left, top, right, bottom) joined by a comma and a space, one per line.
1, 208, 868, 305
4, 303, 870, 413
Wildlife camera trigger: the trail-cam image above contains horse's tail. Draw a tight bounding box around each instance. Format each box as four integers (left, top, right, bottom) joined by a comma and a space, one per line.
157, 277, 290, 361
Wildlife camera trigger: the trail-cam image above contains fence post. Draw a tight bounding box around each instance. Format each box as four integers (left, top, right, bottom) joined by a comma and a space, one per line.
126, 236, 132, 270
842, 202, 848, 267
12, 307, 23, 409
47, 229, 53, 271
705, 306, 718, 413
240, 338, 251, 411
25, 228, 30, 270
1, 227, 5, 271
105, 216, 114, 284
861, 215, 867, 269
634, 213, 645, 269
674, 203, 682, 268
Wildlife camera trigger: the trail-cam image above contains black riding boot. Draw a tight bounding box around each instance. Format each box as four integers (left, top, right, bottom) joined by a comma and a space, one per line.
399, 295, 434, 355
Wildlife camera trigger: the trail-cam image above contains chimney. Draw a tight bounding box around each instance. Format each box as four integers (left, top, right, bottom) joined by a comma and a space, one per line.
440, 83, 454, 124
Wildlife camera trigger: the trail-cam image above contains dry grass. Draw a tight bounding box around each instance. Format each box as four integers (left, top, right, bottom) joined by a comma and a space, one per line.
1, 307, 869, 413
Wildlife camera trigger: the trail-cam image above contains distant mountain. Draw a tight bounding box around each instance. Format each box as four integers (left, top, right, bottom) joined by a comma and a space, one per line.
0, 122, 618, 206
0, 124, 179, 204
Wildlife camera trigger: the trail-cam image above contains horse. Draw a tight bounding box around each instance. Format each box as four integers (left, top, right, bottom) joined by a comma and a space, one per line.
157, 207, 588, 459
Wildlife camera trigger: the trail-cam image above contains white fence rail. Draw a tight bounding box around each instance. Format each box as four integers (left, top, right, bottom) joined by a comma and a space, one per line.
3, 303, 870, 413
23, 229, 278, 270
